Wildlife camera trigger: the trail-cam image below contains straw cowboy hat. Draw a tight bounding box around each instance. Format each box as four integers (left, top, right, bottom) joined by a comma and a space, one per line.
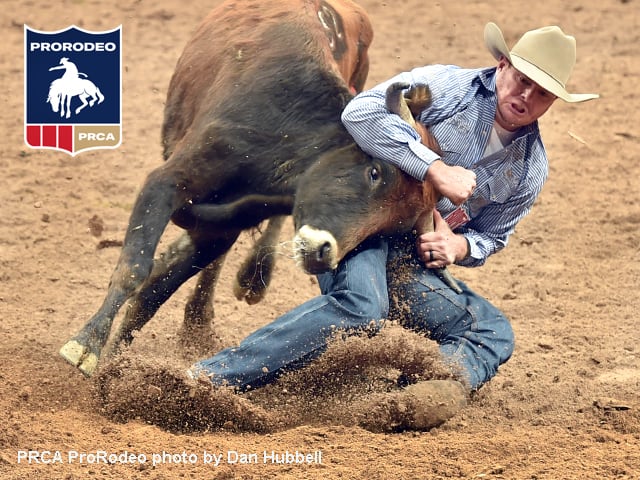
484, 22, 599, 103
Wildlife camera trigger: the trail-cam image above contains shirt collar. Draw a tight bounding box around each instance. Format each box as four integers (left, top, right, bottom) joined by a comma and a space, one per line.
478, 67, 498, 93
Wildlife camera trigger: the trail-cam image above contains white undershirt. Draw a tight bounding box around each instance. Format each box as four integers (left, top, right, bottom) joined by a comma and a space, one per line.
483, 122, 518, 157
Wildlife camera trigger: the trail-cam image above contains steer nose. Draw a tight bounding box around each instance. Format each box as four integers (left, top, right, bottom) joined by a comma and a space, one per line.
317, 241, 332, 262
293, 225, 339, 274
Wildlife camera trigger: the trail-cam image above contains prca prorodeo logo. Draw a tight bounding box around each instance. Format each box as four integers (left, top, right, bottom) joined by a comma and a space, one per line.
24, 25, 121, 156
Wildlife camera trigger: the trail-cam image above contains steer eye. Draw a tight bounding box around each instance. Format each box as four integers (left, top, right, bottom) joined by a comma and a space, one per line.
369, 167, 380, 183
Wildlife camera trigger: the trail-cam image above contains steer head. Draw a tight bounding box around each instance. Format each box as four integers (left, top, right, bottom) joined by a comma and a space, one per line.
292, 82, 440, 275
292, 144, 432, 274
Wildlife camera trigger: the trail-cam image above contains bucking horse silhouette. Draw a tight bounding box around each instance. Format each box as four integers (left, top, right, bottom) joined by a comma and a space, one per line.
47, 57, 104, 118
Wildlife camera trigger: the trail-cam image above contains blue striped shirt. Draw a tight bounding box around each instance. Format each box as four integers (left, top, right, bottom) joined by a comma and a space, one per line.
341, 64, 549, 267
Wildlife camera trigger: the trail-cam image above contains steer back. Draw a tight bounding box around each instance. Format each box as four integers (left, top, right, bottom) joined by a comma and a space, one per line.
165, 0, 373, 306
162, 0, 372, 162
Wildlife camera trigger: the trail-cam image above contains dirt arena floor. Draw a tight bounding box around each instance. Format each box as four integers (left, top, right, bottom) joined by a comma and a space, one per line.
1, 0, 639, 478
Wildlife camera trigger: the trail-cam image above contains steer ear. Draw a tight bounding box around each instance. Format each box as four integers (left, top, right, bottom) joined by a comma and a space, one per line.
403, 84, 433, 118
385, 82, 416, 127
385, 82, 440, 154
385, 82, 434, 123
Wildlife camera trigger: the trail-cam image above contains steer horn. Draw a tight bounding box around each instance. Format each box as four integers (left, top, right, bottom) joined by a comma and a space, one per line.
386, 82, 462, 294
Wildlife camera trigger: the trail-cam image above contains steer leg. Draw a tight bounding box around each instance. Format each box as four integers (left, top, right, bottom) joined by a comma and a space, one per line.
112, 230, 240, 353
183, 254, 227, 327
171, 197, 293, 308
182, 215, 286, 328
59, 168, 182, 376
113, 232, 196, 348
233, 215, 286, 305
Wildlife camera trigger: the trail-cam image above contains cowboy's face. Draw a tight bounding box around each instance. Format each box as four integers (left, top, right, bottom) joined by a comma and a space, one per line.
495, 58, 557, 131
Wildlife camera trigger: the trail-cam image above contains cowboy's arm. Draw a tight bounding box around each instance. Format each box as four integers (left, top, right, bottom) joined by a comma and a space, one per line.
341, 65, 475, 204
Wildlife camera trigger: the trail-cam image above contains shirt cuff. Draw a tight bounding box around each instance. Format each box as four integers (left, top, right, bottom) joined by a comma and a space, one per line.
402, 139, 441, 180
456, 234, 485, 267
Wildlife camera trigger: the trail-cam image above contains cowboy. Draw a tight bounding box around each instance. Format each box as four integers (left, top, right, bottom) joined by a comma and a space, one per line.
189, 23, 598, 430
49, 57, 87, 80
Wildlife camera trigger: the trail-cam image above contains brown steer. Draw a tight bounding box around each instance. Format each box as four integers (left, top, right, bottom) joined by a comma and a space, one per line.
59, 0, 445, 377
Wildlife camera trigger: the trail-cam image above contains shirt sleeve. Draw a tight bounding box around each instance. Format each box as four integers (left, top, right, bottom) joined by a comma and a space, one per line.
341, 65, 466, 180
457, 173, 545, 267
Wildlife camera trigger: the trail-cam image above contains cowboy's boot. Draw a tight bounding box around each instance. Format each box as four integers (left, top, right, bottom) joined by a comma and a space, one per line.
358, 379, 468, 432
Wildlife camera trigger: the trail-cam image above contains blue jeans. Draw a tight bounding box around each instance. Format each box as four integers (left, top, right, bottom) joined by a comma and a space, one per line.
190, 235, 514, 390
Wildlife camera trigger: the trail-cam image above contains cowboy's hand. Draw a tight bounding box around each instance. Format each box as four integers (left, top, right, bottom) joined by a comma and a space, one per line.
416, 210, 461, 268
425, 160, 476, 205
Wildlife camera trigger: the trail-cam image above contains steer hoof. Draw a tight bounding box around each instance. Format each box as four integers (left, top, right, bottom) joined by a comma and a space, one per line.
59, 340, 99, 377
233, 281, 267, 305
